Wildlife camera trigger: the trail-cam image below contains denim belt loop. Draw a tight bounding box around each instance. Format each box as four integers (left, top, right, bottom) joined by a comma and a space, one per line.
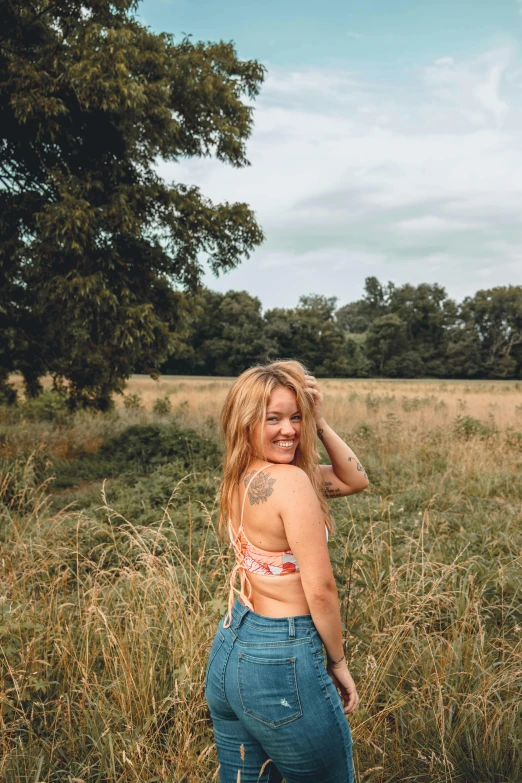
288, 616, 295, 639
232, 601, 249, 630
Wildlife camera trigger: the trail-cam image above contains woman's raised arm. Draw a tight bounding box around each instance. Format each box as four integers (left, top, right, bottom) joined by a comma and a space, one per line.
305, 375, 369, 497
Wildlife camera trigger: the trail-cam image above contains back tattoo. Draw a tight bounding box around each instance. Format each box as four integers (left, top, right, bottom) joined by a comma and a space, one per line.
244, 471, 277, 505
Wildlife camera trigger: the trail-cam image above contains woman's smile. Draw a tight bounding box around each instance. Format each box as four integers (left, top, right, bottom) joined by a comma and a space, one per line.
272, 439, 295, 449
260, 386, 302, 462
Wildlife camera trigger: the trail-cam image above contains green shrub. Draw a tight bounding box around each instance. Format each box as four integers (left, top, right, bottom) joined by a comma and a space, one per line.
453, 414, 496, 441
100, 461, 220, 533
52, 423, 222, 489
352, 420, 374, 441
365, 394, 381, 412
98, 423, 220, 470
152, 395, 172, 415
122, 392, 143, 410
20, 389, 70, 423
401, 395, 436, 411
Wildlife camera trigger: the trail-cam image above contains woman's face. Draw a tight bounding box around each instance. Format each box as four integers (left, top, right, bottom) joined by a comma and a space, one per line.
254, 385, 302, 464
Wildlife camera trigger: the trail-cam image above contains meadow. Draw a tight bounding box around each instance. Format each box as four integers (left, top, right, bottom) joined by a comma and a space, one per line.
1, 376, 521, 782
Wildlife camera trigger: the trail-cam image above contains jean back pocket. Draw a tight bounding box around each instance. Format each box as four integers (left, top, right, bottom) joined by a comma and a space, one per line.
238, 652, 302, 727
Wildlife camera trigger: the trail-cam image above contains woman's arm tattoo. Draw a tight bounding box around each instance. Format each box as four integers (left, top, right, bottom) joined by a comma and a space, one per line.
244, 471, 277, 505
348, 456, 368, 479
324, 480, 343, 498
317, 428, 324, 442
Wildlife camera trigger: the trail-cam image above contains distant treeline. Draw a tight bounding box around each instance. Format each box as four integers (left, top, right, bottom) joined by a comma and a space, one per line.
161, 277, 522, 379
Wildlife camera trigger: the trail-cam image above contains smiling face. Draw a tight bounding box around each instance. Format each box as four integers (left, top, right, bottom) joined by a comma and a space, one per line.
254, 385, 302, 464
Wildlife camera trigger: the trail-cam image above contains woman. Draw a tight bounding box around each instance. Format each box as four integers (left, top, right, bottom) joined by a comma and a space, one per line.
205, 360, 368, 783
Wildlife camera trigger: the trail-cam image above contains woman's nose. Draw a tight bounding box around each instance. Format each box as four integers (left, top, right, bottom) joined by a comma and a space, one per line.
280, 420, 296, 436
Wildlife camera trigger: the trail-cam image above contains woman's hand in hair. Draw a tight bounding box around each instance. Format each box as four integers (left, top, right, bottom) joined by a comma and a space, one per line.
306, 377, 370, 496
304, 374, 324, 424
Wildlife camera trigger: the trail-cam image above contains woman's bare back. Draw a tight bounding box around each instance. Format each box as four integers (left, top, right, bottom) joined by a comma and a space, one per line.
229, 462, 312, 617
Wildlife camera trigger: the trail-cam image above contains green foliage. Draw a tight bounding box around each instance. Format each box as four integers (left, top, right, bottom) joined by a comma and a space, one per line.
453, 414, 496, 441
2, 403, 522, 780
351, 419, 375, 442
344, 333, 372, 377
0, 1, 265, 408
98, 424, 220, 471
334, 279, 522, 379
265, 294, 349, 376
152, 394, 172, 415
52, 423, 222, 490
445, 324, 482, 377
401, 395, 437, 411
122, 392, 143, 410
21, 389, 70, 423
0, 389, 70, 424
365, 313, 408, 375
100, 461, 219, 532
461, 285, 522, 377
165, 289, 271, 375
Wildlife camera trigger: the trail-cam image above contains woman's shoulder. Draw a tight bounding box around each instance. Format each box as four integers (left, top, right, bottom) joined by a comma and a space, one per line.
272, 463, 309, 481
243, 462, 311, 493
241, 463, 321, 521
252, 462, 314, 495
246, 461, 309, 478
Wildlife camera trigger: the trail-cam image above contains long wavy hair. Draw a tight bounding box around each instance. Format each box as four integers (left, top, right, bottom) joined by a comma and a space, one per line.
218, 359, 333, 538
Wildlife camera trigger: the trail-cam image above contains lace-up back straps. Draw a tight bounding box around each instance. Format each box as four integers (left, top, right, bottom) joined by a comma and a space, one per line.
223, 464, 274, 628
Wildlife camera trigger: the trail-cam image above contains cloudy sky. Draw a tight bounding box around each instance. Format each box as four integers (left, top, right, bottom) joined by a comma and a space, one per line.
138, 0, 522, 310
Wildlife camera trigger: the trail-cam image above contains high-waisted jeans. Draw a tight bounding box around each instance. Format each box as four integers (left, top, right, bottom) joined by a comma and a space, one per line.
204, 599, 355, 783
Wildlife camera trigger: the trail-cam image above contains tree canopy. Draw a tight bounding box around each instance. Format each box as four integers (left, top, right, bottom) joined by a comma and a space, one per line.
0, 0, 265, 407
1, 4, 520, 397
162, 280, 522, 381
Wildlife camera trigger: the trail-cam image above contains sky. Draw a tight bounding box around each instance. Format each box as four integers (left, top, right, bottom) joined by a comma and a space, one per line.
137, 0, 522, 311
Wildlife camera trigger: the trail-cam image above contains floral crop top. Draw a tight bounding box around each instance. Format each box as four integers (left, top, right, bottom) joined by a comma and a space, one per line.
223, 464, 328, 628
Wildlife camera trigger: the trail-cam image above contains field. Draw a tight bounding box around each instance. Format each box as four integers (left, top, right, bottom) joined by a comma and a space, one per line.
1, 376, 522, 782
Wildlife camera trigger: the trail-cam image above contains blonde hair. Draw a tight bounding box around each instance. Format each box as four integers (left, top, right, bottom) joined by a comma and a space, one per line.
218, 359, 333, 537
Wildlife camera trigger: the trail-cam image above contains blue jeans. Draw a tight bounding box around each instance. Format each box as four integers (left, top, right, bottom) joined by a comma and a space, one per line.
205, 599, 355, 783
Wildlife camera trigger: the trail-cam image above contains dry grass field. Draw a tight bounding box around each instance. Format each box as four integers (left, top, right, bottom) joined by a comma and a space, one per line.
125, 374, 522, 428
1, 375, 521, 782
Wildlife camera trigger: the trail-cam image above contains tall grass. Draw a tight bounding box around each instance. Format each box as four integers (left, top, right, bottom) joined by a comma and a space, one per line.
1, 377, 521, 781
1, 470, 224, 781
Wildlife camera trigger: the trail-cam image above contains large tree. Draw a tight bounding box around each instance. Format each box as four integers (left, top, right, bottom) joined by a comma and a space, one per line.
340, 278, 458, 378
265, 295, 349, 376
0, 0, 264, 407
336, 276, 392, 334
459, 286, 522, 378
387, 282, 457, 377
163, 288, 271, 375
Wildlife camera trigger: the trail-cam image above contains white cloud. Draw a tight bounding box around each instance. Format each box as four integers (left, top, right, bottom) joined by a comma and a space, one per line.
394, 216, 477, 235
423, 48, 514, 128
256, 247, 383, 272
158, 47, 522, 308
472, 62, 509, 126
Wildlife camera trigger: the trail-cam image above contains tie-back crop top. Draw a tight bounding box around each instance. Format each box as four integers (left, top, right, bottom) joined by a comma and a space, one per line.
223, 463, 329, 628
